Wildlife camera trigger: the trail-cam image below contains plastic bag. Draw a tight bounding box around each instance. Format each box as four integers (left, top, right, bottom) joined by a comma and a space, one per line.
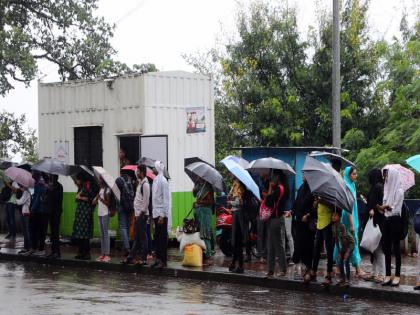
360, 218, 382, 253
182, 244, 203, 267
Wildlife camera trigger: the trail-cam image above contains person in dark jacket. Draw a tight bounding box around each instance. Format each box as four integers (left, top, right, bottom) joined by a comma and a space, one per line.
30, 172, 49, 256
46, 174, 63, 259
292, 178, 316, 279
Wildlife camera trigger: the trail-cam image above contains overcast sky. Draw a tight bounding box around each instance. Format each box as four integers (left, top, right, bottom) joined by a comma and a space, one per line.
0, 0, 418, 135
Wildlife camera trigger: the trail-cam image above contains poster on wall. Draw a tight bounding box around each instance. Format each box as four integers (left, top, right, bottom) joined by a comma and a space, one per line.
54, 142, 69, 163
186, 107, 206, 134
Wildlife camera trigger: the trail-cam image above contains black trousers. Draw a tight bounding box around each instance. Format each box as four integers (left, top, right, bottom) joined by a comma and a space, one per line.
129, 215, 149, 261
232, 211, 244, 268
77, 239, 91, 256
30, 212, 49, 251
292, 221, 315, 269
382, 216, 401, 277
312, 224, 334, 273
154, 217, 168, 264
49, 210, 62, 254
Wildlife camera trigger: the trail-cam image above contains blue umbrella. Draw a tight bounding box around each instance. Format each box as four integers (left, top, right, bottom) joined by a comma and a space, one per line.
221, 158, 260, 199
221, 155, 249, 169
406, 155, 420, 173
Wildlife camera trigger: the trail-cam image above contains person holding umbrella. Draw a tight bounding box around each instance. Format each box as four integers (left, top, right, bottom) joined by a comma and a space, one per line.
265, 170, 289, 278
30, 172, 49, 256
227, 177, 246, 274
72, 172, 96, 260
46, 175, 63, 259
193, 177, 215, 260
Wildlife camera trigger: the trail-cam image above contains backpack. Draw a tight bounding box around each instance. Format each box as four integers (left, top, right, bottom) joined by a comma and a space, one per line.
243, 190, 260, 220
399, 201, 410, 240
118, 177, 134, 212
0, 186, 12, 204
414, 207, 420, 235
107, 187, 118, 217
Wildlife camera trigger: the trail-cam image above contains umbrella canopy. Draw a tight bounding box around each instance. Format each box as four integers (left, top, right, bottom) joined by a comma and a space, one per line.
122, 165, 156, 180
138, 157, 170, 179
383, 164, 415, 192
17, 163, 32, 172
93, 166, 121, 201
185, 161, 225, 192
221, 158, 260, 199
5, 167, 35, 188
302, 156, 354, 213
309, 151, 356, 168
0, 161, 17, 170
32, 158, 73, 176
221, 155, 249, 169
247, 157, 296, 175
406, 155, 420, 173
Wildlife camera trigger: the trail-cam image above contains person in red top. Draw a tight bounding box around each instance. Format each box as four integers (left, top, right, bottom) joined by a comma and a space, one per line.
265, 170, 289, 278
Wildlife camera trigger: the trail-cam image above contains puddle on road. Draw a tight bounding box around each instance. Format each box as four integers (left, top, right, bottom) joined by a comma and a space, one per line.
0, 262, 419, 315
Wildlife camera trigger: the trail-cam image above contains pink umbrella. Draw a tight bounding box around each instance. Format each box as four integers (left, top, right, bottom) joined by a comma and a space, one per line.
5, 167, 35, 188
122, 165, 156, 180
383, 164, 415, 192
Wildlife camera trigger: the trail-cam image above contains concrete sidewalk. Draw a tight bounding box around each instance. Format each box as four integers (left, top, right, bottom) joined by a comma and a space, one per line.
0, 235, 419, 306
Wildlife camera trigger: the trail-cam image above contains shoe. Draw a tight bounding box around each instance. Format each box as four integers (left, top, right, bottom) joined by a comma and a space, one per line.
122, 257, 134, 265
391, 277, 400, 287
341, 281, 350, 287
233, 267, 244, 274
33, 250, 46, 257
96, 255, 105, 262
151, 260, 160, 268
414, 285, 420, 291
321, 276, 332, 287
265, 272, 274, 278
228, 263, 236, 272
18, 249, 29, 254
276, 271, 286, 278
382, 276, 392, 286
102, 255, 111, 263
75, 254, 83, 260
156, 262, 166, 269
22, 250, 34, 256
5, 234, 11, 240
80, 254, 91, 261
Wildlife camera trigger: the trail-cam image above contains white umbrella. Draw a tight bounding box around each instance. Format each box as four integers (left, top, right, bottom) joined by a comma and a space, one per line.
92, 166, 121, 201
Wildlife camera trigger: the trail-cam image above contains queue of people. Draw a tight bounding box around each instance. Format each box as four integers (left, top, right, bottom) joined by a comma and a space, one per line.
0, 154, 419, 291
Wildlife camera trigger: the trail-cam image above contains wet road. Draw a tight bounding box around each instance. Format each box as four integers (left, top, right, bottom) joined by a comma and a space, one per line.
0, 262, 419, 315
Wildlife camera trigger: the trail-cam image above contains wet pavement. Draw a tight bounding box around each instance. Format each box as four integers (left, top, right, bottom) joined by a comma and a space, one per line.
0, 261, 419, 315
0, 234, 420, 313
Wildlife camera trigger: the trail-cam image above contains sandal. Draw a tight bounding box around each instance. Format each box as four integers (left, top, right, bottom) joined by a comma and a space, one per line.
321, 276, 332, 287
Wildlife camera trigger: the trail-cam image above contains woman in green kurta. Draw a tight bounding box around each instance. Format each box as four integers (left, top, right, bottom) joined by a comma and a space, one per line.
72, 173, 96, 260
193, 179, 214, 260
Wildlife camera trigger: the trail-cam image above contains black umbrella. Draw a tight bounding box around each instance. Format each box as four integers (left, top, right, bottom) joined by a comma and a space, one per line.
0, 161, 17, 170
247, 157, 296, 175
309, 151, 356, 168
138, 156, 170, 179
32, 158, 72, 176
185, 161, 225, 192
302, 156, 354, 213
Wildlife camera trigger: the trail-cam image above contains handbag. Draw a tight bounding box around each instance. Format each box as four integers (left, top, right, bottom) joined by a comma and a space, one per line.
259, 185, 284, 221
360, 217, 382, 253
183, 208, 199, 234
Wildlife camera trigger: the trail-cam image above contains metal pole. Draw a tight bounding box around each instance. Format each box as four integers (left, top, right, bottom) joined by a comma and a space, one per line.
332, 0, 341, 149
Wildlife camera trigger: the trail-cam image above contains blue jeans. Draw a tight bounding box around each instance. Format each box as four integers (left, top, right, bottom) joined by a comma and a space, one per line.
118, 209, 131, 251
5, 203, 16, 238
99, 215, 110, 255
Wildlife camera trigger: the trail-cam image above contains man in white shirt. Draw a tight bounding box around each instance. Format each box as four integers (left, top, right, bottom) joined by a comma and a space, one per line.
151, 161, 170, 268
124, 164, 150, 265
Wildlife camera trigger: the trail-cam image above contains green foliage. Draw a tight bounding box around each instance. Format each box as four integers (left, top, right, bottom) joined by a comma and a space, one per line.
0, 0, 157, 95
0, 110, 37, 161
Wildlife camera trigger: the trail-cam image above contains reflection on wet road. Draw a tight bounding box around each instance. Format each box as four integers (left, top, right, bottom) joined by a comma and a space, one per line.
0, 262, 419, 315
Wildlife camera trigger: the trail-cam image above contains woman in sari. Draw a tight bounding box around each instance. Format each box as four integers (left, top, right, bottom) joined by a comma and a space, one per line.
72, 173, 96, 260
340, 166, 365, 276
193, 178, 214, 260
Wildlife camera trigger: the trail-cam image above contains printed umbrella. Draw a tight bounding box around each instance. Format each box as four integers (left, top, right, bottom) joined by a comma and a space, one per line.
302, 156, 354, 213
221, 155, 249, 169
5, 167, 35, 188
221, 158, 260, 199
185, 161, 225, 192
406, 155, 420, 173
247, 157, 296, 175
122, 165, 156, 180
383, 164, 415, 192
32, 158, 73, 176
92, 166, 121, 201
309, 151, 356, 168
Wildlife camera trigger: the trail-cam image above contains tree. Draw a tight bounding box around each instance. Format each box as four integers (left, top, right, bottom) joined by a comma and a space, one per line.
355, 21, 420, 197
0, 0, 148, 96
0, 110, 37, 161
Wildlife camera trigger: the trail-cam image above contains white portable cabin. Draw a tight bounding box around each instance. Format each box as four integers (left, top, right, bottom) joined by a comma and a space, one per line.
38, 71, 215, 236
